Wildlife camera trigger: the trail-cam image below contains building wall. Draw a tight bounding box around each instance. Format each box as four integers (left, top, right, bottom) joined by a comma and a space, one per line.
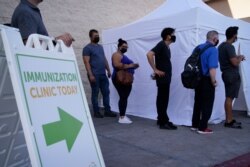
207, 0, 250, 22
0, 0, 165, 102
0, 1, 165, 165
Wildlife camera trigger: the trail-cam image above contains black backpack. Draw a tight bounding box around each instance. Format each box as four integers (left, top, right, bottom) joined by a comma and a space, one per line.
181, 44, 213, 89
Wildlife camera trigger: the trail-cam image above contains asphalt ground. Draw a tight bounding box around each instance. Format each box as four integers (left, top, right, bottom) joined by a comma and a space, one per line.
93, 110, 250, 167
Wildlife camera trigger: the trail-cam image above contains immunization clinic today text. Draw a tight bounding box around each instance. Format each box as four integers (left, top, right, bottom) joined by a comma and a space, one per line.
23, 71, 79, 98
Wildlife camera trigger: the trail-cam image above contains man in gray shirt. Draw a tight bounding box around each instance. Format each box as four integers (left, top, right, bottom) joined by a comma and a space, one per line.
218, 26, 245, 129
83, 29, 116, 118
11, 0, 74, 46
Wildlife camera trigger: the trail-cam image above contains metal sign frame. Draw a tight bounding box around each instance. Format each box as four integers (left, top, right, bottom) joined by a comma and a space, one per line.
0, 25, 105, 167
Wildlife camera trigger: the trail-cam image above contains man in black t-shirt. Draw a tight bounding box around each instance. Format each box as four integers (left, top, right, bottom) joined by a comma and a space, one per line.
218, 26, 245, 129
147, 27, 177, 130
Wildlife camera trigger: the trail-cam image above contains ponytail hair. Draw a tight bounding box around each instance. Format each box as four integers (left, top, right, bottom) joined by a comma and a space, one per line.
117, 38, 127, 47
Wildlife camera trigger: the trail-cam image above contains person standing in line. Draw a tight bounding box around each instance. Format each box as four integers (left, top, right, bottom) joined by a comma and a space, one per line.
111, 38, 139, 124
146, 27, 177, 130
191, 30, 220, 134
218, 26, 245, 129
11, 0, 74, 46
82, 29, 117, 118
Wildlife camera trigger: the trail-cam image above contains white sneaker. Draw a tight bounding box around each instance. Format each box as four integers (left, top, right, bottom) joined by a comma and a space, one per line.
118, 116, 132, 124
190, 127, 198, 131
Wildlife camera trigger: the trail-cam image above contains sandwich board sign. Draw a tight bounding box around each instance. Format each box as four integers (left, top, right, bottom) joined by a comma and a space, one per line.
0, 25, 105, 167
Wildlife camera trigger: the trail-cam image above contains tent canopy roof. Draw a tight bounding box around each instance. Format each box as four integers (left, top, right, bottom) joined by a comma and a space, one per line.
102, 0, 250, 44
136, 0, 221, 22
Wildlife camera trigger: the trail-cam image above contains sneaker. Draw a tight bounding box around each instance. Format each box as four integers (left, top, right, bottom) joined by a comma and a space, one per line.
156, 120, 165, 126
104, 111, 117, 117
224, 120, 242, 129
118, 116, 132, 124
232, 119, 242, 125
197, 128, 213, 134
159, 124, 172, 130
167, 122, 178, 130
190, 127, 198, 131
94, 112, 104, 118
159, 122, 177, 130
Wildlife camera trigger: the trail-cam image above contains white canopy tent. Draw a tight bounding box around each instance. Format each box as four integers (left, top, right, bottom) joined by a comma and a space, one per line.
102, 0, 250, 125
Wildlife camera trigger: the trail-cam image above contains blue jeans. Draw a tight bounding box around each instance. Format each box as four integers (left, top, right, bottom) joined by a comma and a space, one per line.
90, 74, 111, 113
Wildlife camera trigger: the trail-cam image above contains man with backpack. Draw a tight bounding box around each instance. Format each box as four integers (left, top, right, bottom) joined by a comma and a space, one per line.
191, 30, 219, 134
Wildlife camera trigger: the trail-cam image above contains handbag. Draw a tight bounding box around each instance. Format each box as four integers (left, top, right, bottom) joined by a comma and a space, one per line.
116, 70, 134, 85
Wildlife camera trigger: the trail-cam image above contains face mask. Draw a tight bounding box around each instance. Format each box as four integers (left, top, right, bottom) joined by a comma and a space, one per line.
93, 36, 100, 43
214, 39, 219, 46
234, 36, 238, 42
171, 35, 176, 43
120, 48, 127, 53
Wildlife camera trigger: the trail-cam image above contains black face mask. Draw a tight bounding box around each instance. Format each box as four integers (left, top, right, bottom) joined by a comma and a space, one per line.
214, 39, 219, 46
120, 48, 127, 53
234, 36, 238, 42
93, 36, 100, 43
171, 35, 176, 43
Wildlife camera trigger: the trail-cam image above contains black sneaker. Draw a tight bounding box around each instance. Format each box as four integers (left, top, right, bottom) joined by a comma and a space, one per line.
104, 111, 117, 117
94, 112, 104, 118
156, 120, 168, 126
159, 124, 172, 130
224, 120, 242, 129
232, 119, 242, 125
167, 122, 178, 130
159, 122, 177, 130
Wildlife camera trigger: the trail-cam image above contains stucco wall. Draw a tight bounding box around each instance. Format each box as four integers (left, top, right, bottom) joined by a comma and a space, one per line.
0, 0, 165, 102
0, 1, 166, 166
207, 0, 250, 22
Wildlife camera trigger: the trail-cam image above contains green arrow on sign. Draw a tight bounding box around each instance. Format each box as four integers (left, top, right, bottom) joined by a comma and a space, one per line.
42, 107, 83, 152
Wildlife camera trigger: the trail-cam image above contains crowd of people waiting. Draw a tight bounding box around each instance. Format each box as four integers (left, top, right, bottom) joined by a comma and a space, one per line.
11, 0, 246, 135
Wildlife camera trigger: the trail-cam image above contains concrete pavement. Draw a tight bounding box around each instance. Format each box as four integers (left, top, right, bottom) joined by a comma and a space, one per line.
93, 111, 250, 167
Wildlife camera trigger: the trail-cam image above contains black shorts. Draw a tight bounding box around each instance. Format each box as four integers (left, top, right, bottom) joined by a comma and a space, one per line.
222, 72, 241, 99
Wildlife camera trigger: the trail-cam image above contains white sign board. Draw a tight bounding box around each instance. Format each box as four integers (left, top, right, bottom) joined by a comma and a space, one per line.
1, 25, 105, 167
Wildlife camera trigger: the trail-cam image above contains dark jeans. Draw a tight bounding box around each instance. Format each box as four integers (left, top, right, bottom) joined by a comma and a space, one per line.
112, 79, 132, 116
192, 76, 215, 131
156, 83, 170, 126
90, 74, 111, 113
